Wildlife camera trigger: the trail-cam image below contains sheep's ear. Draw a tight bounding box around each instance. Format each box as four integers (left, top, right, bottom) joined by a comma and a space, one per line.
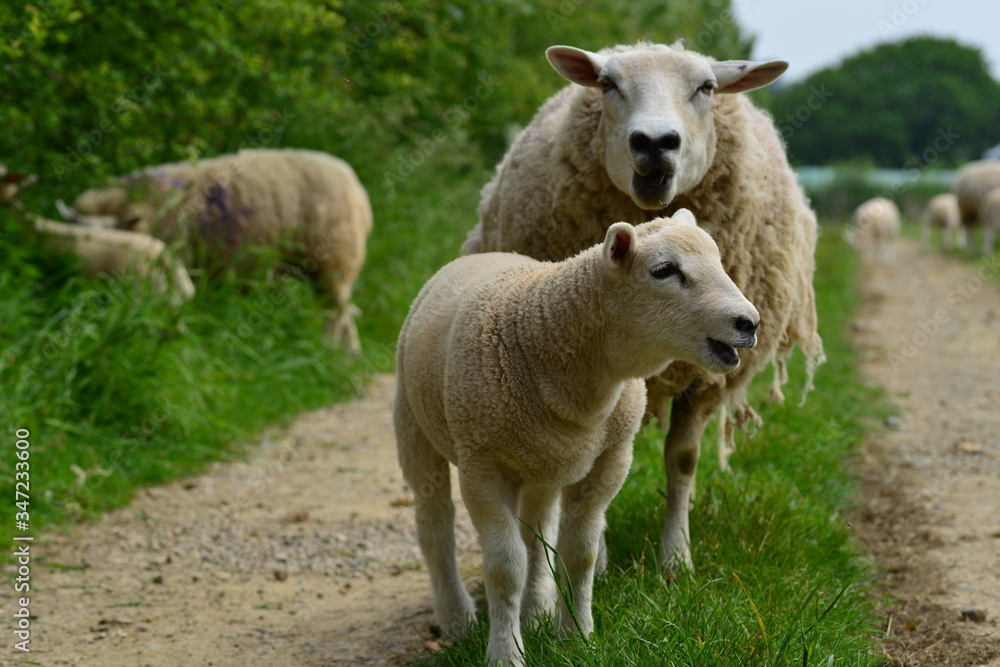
603, 222, 638, 270
672, 208, 697, 227
712, 60, 788, 94
546, 46, 608, 87
56, 199, 80, 223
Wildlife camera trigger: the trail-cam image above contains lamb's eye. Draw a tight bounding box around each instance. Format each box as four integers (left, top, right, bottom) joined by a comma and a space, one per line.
599, 78, 617, 94
651, 262, 685, 283
698, 80, 716, 95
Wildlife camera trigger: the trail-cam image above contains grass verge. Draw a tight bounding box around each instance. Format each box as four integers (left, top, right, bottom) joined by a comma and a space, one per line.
409, 227, 891, 666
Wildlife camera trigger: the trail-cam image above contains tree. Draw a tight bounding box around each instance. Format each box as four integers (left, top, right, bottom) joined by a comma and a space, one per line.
767, 36, 1000, 167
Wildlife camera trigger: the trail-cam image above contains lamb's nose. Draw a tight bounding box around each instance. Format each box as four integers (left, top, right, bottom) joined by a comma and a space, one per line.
629, 130, 681, 157
735, 316, 759, 335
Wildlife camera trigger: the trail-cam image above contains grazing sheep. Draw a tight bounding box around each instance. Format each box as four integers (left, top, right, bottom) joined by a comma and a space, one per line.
921, 193, 961, 251
852, 197, 901, 265
397, 211, 759, 667
465, 41, 824, 570
33, 217, 195, 307
980, 187, 1000, 257
953, 160, 1000, 254
61, 148, 372, 353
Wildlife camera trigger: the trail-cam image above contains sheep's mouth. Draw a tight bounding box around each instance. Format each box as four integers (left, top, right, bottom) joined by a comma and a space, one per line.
632, 168, 672, 192
706, 337, 741, 369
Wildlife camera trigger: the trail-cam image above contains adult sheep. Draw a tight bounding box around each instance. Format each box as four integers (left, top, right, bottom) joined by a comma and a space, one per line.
953, 160, 1000, 256
921, 193, 961, 251
60, 148, 372, 353
465, 41, 824, 571
980, 187, 1000, 257
397, 211, 759, 666
852, 197, 900, 265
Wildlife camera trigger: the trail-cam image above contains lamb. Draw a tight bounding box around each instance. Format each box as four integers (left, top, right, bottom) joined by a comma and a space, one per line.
60, 148, 372, 353
465, 41, 824, 571
32, 217, 195, 307
921, 193, 961, 251
953, 160, 1000, 255
852, 197, 900, 265
980, 187, 1000, 257
396, 211, 759, 667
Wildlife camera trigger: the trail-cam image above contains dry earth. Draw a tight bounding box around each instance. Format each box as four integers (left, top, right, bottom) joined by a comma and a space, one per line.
5, 236, 1000, 666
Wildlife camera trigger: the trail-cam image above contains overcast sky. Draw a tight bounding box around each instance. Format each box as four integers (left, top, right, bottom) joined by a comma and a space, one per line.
733, 0, 1000, 82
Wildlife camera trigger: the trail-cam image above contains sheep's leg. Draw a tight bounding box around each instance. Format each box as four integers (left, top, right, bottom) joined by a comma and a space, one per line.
460, 470, 527, 667
518, 484, 560, 626
394, 396, 475, 635
556, 442, 632, 638
314, 263, 362, 355
983, 227, 996, 258
659, 387, 722, 571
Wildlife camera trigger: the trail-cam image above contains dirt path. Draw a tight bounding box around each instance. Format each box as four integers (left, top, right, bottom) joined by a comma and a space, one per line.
852, 237, 1000, 665
19, 374, 480, 666
8, 236, 1000, 666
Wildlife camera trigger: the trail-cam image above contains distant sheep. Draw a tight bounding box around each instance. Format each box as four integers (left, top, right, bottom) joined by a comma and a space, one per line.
33, 217, 195, 307
980, 187, 1000, 257
61, 148, 372, 353
921, 193, 961, 251
853, 197, 900, 265
396, 212, 758, 666
953, 160, 1000, 255
465, 41, 824, 570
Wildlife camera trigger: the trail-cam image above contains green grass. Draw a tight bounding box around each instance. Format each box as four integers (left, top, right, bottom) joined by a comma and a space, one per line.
409, 228, 891, 666
0, 155, 488, 544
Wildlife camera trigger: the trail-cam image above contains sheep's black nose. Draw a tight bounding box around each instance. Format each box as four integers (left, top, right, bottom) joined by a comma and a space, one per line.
735, 316, 759, 335
629, 130, 681, 157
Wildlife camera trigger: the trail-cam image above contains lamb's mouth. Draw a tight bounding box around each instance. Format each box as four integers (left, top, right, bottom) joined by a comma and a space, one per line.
707, 337, 740, 369
632, 168, 672, 192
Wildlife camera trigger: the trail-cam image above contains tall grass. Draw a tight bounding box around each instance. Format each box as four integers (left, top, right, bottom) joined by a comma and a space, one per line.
410, 228, 890, 666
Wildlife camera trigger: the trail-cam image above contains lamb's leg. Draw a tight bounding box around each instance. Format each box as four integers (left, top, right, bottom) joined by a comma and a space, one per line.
659, 387, 722, 571
460, 470, 526, 667
556, 442, 632, 638
518, 484, 560, 625
394, 395, 475, 635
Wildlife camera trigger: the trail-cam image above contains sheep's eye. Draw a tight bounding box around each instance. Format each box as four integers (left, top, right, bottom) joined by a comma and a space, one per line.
651, 262, 685, 283
697, 80, 716, 95
599, 78, 617, 94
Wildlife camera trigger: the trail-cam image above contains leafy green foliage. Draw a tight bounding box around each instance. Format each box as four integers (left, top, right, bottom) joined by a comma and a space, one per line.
1, 0, 751, 201
768, 36, 1000, 167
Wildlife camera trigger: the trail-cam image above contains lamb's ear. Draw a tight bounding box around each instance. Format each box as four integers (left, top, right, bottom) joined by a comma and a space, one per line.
672, 208, 697, 227
712, 60, 788, 94
603, 222, 638, 270
546, 46, 608, 87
